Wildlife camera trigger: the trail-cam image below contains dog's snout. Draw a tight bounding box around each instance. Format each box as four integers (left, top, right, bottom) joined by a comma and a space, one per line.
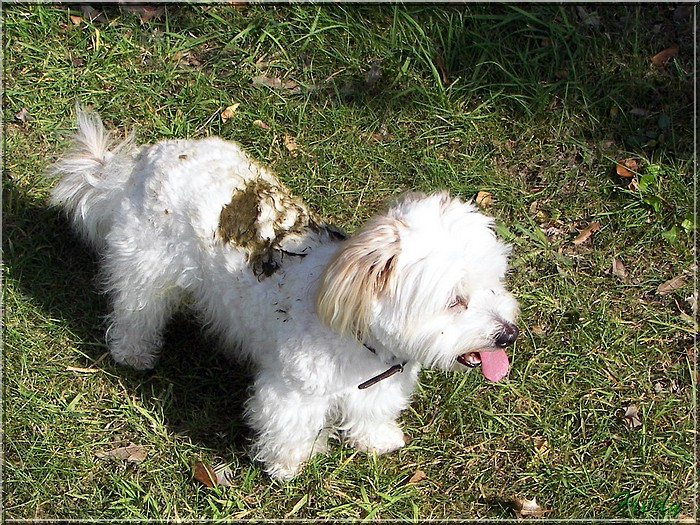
495, 323, 519, 347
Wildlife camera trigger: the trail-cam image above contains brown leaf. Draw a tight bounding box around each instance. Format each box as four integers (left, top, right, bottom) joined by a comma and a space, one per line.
369, 123, 392, 143
629, 108, 653, 117
365, 60, 383, 88
69, 14, 83, 25
531, 324, 546, 336
283, 134, 301, 156
95, 443, 147, 464
15, 107, 31, 125
193, 460, 217, 487
122, 5, 165, 23
651, 45, 679, 68
615, 158, 639, 178
433, 53, 448, 83
252, 74, 300, 93
221, 103, 240, 123
611, 258, 627, 279
80, 5, 106, 23
171, 50, 201, 67
407, 469, 427, 484
572, 221, 601, 245
576, 6, 601, 28
533, 436, 550, 456
476, 190, 494, 208
623, 404, 642, 429
657, 275, 686, 295
253, 119, 271, 130
193, 460, 235, 488
513, 496, 549, 518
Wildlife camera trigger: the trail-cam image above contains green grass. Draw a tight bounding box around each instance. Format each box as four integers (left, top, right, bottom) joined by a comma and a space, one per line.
2, 3, 696, 520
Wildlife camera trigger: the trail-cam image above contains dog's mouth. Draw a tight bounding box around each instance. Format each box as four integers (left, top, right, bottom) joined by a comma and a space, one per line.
457, 352, 482, 367
457, 348, 510, 382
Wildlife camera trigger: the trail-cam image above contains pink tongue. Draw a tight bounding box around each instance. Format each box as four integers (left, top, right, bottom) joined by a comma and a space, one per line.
479, 348, 510, 382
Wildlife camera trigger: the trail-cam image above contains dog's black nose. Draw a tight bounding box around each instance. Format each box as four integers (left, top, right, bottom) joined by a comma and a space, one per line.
495, 323, 519, 348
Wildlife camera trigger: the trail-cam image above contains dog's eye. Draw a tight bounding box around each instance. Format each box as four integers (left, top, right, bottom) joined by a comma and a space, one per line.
449, 296, 469, 310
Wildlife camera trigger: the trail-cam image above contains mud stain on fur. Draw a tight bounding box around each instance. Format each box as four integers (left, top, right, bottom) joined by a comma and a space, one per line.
219, 178, 344, 278
219, 181, 264, 250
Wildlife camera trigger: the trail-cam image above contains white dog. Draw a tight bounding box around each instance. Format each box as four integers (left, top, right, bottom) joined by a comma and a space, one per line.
49, 109, 519, 480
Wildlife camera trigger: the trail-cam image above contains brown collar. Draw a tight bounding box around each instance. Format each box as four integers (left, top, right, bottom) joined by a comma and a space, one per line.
358, 344, 407, 390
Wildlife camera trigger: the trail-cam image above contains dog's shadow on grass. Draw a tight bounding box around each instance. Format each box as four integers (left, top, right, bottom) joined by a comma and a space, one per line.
136, 314, 255, 454
4, 181, 254, 456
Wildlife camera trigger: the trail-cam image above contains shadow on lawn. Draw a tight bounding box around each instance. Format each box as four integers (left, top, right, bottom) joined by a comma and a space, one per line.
3, 180, 254, 455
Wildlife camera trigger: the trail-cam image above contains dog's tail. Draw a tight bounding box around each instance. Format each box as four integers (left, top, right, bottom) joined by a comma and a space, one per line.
49, 107, 137, 250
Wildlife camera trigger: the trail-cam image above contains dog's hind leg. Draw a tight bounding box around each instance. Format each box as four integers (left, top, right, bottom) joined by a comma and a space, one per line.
244, 373, 330, 480
102, 235, 186, 371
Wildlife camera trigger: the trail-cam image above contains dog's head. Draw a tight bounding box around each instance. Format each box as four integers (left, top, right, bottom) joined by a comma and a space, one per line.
316, 191, 519, 381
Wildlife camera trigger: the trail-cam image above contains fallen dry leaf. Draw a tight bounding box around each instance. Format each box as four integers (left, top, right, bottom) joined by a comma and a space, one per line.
283, 134, 301, 156
612, 258, 627, 279
572, 221, 601, 245
651, 45, 679, 68
366, 60, 383, 88
513, 496, 549, 518
252, 74, 300, 93
657, 275, 686, 295
221, 103, 240, 123
193, 460, 235, 488
171, 50, 201, 67
533, 436, 550, 456
433, 53, 448, 83
214, 464, 235, 487
576, 6, 601, 28
629, 108, 653, 117
95, 443, 147, 464
80, 5, 106, 23
193, 460, 217, 487
476, 190, 494, 208
407, 469, 427, 484
69, 14, 83, 25
615, 158, 639, 178
121, 4, 165, 23
15, 107, 31, 125
622, 404, 642, 429
369, 123, 392, 143
253, 119, 271, 130
531, 324, 546, 336
686, 290, 698, 315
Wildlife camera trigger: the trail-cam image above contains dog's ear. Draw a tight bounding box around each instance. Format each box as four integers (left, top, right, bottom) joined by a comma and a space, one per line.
316, 215, 400, 340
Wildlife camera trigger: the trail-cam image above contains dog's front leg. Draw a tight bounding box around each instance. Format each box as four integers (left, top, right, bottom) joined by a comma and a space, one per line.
339, 376, 414, 456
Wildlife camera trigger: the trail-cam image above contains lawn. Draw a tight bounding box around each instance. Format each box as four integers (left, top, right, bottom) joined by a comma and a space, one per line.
2, 2, 696, 521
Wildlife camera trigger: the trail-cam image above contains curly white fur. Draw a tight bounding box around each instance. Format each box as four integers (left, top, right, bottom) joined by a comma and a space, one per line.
49, 109, 519, 480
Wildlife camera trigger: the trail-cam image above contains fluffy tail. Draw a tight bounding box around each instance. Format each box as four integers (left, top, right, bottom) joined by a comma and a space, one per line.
49, 108, 136, 250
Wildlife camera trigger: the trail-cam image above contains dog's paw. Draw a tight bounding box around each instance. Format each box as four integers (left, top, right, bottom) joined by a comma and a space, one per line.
347, 422, 407, 455
110, 346, 160, 371
266, 461, 303, 482
257, 432, 329, 481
